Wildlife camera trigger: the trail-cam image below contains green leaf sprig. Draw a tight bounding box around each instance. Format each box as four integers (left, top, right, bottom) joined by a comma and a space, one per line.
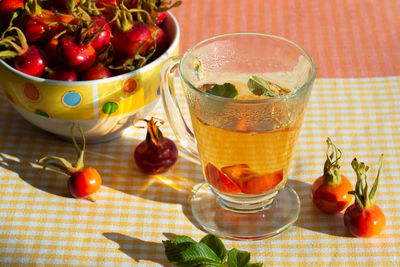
163, 234, 263, 267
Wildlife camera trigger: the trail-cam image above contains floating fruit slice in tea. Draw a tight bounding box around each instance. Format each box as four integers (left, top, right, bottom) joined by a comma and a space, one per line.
221, 164, 283, 194
221, 164, 256, 181
240, 169, 283, 194
205, 163, 241, 194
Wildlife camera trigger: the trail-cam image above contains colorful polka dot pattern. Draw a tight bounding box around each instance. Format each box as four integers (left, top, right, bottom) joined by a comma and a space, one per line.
35, 109, 49, 117
0, 67, 157, 120
62, 91, 82, 108
23, 83, 40, 102
102, 101, 119, 115
122, 78, 137, 93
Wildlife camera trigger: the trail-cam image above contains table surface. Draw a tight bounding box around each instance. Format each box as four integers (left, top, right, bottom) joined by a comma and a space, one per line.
1, 0, 400, 266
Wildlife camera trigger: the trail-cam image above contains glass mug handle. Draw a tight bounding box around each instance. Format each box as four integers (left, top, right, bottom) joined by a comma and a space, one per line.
160, 56, 200, 163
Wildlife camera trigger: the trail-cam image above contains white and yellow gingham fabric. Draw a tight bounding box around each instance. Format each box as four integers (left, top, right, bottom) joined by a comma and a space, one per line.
1, 76, 399, 266
2, 0, 400, 265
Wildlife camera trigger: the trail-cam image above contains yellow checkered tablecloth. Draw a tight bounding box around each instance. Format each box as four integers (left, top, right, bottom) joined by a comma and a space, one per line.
0, 76, 400, 266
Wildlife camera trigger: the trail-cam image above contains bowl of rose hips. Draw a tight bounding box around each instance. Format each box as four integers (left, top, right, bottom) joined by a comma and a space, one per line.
0, 0, 180, 143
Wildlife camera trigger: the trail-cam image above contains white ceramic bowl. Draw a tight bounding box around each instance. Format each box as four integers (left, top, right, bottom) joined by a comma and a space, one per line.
0, 12, 180, 143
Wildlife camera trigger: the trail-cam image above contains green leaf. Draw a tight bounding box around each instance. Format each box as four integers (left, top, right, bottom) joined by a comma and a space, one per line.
173, 235, 197, 245
163, 234, 262, 267
180, 243, 223, 266
200, 234, 227, 262
162, 240, 190, 265
247, 75, 277, 97
163, 236, 198, 265
206, 83, 238, 99
163, 237, 223, 267
228, 248, 250, 267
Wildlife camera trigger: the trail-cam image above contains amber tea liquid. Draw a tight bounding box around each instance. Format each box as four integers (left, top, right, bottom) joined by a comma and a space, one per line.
191, 78, 304, 197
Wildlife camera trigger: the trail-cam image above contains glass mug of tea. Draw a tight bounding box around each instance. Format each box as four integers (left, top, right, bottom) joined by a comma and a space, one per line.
160, 33, 316, 240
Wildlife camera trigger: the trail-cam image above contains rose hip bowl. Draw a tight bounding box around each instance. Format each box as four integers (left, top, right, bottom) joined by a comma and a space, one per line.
0, 10, 179, 143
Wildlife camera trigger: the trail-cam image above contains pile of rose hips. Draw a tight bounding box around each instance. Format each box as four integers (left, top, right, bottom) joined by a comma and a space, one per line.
0, 0, 181, 81
312, 138, 386, 238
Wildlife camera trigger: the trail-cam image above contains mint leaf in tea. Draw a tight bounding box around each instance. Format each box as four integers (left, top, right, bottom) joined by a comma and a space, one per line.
198, 76, 290, 100
196, 56, 312, 100
247, 75, 291, 97
200, 83, 239, 99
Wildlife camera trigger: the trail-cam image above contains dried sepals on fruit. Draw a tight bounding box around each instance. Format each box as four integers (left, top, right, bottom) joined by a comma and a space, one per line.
311, 138, 353, 213
344, 155, 386, 237
37, 124, 102, 202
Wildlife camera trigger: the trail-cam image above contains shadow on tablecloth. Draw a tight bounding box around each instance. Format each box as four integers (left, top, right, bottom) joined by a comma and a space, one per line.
0, 117, 74, 198
288, 179, 352, 237
87, 136, 205, 231
103, 232, 176, 266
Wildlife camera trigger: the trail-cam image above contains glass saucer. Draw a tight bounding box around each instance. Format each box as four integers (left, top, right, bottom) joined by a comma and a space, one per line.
190, 183, 300, 240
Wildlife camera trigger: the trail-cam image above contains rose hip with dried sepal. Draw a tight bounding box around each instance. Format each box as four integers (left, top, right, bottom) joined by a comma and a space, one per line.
311, 138, 353, 213
38, 124, 102, 202
133, 117, 178, 174
344, 155, 386, 237
0, 26, 47, 77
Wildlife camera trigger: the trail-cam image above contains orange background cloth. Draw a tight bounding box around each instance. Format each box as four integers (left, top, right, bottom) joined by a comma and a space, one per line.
170, 0, 400, 78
